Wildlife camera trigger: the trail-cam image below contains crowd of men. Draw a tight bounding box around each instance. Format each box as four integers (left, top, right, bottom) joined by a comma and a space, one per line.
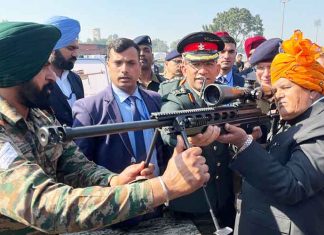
0, 15, 324, 235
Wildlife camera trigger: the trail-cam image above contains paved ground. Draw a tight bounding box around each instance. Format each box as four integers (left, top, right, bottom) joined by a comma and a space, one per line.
64, 216, 200, 235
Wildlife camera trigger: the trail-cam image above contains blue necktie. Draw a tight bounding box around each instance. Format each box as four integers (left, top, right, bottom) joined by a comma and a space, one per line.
128, 96, 147, 162
218, 76, 227, 84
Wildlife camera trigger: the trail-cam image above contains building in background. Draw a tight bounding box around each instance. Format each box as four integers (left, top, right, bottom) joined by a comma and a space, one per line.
92, 28, 101, 41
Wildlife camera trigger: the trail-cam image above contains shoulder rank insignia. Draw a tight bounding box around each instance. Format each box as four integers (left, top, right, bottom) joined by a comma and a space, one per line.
171, 86, 190, 96
161, 76, 182, 84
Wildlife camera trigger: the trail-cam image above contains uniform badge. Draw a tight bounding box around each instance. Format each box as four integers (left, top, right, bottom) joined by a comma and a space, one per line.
198, 43, 205, 50
0, 142, 18, 169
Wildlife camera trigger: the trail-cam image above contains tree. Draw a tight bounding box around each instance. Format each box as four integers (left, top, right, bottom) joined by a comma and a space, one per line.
170, 39, 181, 51
202, 7, 264, 52
152, 38, 168, 52
106, 34, 119, 45
84, 34, 118, 45
85, 38, 108, 45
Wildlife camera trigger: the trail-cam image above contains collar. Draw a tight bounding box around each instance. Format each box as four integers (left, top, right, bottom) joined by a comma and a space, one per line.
217, 69, 233, 81
139, 70, 159, 87
191, 87, 201, 97
0, 97, 53, 128
311, 96, 324, 107
217, 70, 233, 82
56, 70, 69, 81
151, 73, 160, 83
0, 97, 23, 125
287, 97, 324, 126
111, 83, 142, 103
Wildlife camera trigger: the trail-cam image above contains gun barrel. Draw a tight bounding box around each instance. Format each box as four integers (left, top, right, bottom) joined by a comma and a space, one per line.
38, 119, 172, 147
38, 105, 277, 146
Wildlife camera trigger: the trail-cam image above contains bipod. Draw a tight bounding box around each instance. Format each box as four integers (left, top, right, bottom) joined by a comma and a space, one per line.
143, 118, 233, 235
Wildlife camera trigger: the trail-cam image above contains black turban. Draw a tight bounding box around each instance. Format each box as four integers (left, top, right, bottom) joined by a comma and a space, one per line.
0, 22, 61, 87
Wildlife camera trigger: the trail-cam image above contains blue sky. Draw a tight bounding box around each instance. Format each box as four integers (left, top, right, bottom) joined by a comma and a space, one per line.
1, 0, 323, 46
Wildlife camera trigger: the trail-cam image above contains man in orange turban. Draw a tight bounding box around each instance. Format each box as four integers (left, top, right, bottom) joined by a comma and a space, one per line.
210, 30, 324, 235
271, 30, 324, 95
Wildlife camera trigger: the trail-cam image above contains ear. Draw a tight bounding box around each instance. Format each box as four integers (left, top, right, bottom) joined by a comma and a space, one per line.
181, 61, 187, 76
215, 63, 221, 77
310, 90, 321, 101
49, 51, 55, 62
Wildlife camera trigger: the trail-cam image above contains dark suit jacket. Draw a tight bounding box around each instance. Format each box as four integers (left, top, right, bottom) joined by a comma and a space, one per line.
231, 99, 324, 235
72, 83, 166, 174
49, 71, 84, 126
233, 71, 245, 87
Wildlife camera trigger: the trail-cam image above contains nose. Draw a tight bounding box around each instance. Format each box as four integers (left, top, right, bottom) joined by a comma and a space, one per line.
197, 65, 208, 75
72, 49, 78, 58
262, 68, 271, 80
221, 51, 229, 59
274, 88, 284, 100
120, 62, 128, 74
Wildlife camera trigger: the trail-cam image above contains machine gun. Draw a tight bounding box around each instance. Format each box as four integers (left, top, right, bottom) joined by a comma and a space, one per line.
38, 83, 277, 147
37, 82, 278, 235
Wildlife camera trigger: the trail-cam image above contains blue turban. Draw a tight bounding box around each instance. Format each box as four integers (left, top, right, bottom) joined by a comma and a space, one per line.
45, 16, 80, 50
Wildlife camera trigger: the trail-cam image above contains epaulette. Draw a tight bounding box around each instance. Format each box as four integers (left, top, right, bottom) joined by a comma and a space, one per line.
171, 86, 190, 96
160, 77, 186, 96
160, 76, 182, 85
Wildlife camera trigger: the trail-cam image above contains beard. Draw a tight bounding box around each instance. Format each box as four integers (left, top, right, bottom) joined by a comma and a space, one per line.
19, 80, 54, 110
51, 50, 76, 70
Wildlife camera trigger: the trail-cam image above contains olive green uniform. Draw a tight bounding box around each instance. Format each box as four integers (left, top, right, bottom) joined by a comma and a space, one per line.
159, 78, 235, 229
139, 73, 166, 92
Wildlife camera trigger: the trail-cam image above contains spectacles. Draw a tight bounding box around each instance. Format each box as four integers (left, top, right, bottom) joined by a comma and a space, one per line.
171, 59, 182, 65
186, 60, 217, 70
255, 64, 271, 72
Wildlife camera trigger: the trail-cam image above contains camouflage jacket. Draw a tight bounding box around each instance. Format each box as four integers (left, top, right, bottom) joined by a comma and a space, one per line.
0, 98, 154, 234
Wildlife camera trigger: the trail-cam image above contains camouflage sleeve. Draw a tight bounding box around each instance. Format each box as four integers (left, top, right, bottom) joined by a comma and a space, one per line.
0, 139, 154, 234
56, 140, 117, 188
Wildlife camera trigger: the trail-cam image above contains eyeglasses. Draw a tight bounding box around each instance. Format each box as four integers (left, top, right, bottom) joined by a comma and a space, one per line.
186, 60, 217, 70
255, 64, 271, 72
171, 59, 183, 65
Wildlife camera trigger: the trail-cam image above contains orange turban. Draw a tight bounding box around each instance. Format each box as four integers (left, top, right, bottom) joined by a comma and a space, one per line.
271, 30, 324, 94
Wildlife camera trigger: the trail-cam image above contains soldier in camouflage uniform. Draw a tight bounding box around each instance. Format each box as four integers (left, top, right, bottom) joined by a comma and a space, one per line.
159, 32, 236, 234
0, 22, 218, 234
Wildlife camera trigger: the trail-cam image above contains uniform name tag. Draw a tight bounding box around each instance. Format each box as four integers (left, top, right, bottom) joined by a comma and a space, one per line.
0, 142, 18, 169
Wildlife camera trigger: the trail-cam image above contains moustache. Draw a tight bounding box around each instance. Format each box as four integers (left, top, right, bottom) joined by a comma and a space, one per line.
140, 57, 147, 62
43, 83, 54, 94
194, 77, 207, 81
118, 76, 131, 80
69, 57, 77, 62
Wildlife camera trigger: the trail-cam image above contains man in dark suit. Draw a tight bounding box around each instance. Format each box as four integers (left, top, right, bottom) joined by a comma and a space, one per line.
72, 37, 166, 176
216, 30, 324, 235
214, 31, 244, 87
46, 16, 84, 126
72, 38, 169, 228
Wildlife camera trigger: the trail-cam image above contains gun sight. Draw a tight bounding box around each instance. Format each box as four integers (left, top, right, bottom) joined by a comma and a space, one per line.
202, 84, 271, 106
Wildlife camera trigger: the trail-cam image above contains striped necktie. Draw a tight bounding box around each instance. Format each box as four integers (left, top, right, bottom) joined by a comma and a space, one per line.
218, 76, 227, 84
127, 96, 147, 162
